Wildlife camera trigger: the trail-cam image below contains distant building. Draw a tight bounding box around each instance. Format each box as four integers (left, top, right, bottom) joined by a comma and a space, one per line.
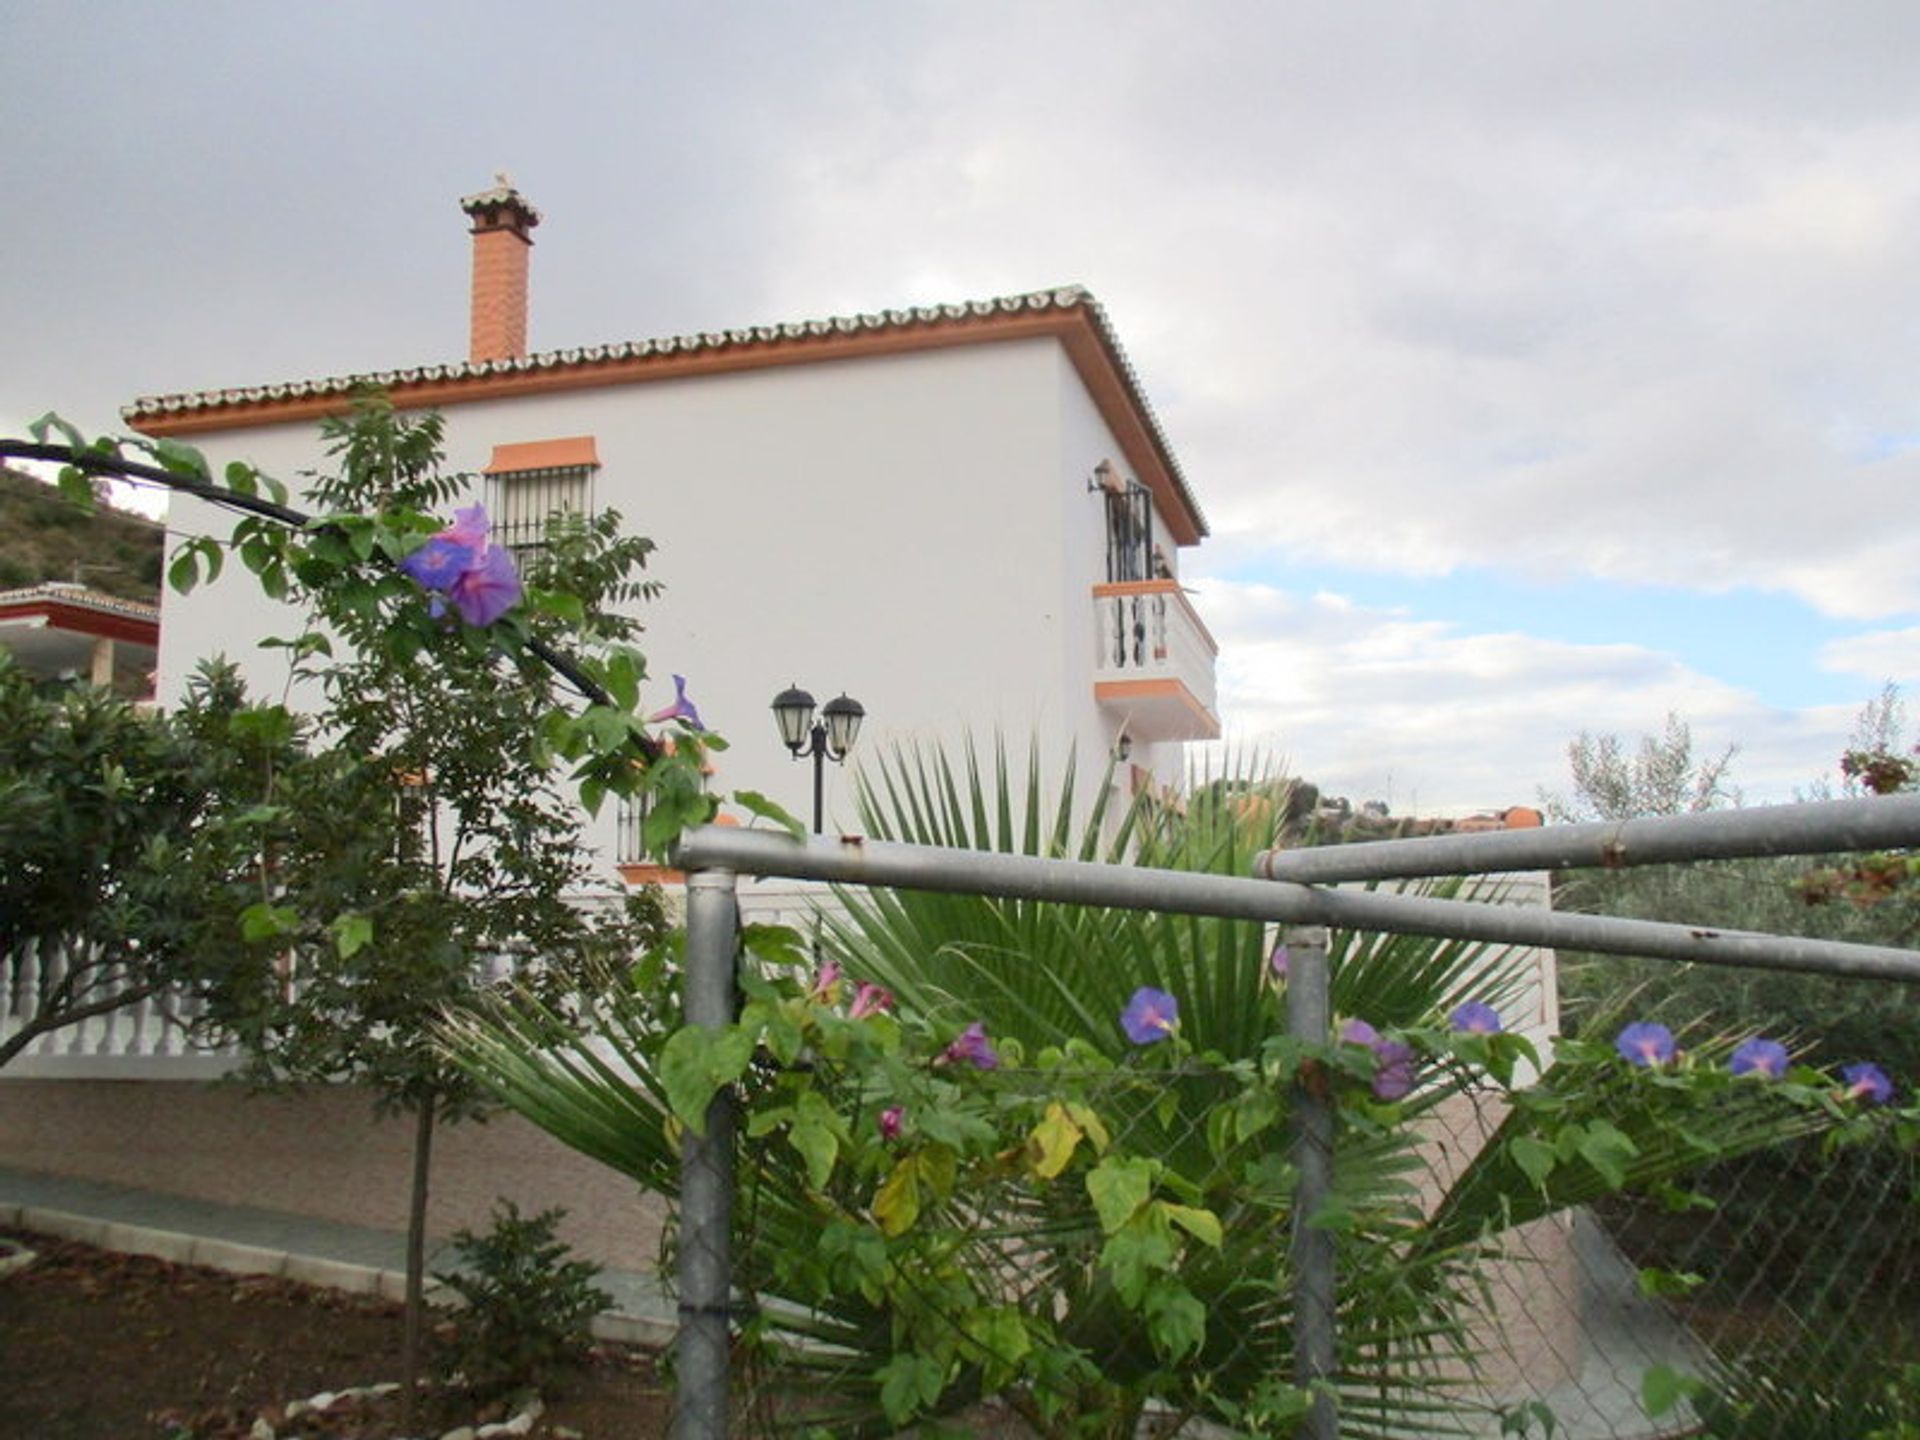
0, 582, 158, 696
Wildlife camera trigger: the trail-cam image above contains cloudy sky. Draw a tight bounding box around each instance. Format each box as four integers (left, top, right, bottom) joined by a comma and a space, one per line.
6, 1, 1918, 811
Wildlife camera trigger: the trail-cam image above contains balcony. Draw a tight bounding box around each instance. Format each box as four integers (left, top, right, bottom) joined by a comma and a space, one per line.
1092, 580, 1220, 742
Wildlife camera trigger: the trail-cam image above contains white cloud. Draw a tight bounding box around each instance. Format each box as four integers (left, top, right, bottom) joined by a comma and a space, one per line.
1193, 577, 1855, 813
1820, 627, 1920, 685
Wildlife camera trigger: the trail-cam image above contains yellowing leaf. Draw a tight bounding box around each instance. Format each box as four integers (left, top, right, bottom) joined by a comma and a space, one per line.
1027, 1102, 1085, 1180
1160, 1202, 1223, 1249
1064, 1100, 1111, 1153
873, 1159, 921, 1236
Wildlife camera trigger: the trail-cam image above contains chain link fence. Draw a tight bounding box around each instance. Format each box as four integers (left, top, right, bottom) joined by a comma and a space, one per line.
668, 808, 1920, 1440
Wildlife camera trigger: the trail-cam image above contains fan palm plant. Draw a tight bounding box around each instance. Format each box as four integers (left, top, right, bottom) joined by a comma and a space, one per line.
445, 739, 1878, 1438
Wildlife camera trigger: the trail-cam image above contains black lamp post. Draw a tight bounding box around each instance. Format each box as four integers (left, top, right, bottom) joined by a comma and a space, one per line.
772, 684, 866, 834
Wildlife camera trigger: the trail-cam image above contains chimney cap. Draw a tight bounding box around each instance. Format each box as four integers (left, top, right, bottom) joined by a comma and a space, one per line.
460, 172, 541, 235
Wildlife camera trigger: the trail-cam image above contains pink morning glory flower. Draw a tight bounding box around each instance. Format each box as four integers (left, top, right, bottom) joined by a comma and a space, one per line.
943, 1022, 999, 1071
1450, 1001, 1503, 1035
1730, 1038, 1789, 1079
1269, 944, 1289, 981
849, 982, 893, 1020
1615, 1022, 1677, 1068
648, 674, 705, 732
1120, 986, 1179, 1045
1842, 1061, 1893, 1105
808, 959, 842, 1002
877, 1106, 905, 1141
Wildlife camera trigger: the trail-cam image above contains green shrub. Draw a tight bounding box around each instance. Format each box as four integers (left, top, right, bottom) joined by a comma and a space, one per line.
431, 1202, 610, 1399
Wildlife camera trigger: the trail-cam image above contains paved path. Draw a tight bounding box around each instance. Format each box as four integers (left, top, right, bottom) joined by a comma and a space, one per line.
0, 1164, 676, 1346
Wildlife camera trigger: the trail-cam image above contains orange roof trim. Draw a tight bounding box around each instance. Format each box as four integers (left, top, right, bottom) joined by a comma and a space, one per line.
484, 436, 599, 473
123, 287, 1207, 545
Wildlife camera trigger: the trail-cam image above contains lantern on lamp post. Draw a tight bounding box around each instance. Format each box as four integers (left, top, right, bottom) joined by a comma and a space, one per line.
771, 684, 866, 834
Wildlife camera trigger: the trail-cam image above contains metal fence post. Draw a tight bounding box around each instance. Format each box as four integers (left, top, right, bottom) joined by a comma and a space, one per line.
1286, 924, 1338, 1440
673, 867, 740, 1440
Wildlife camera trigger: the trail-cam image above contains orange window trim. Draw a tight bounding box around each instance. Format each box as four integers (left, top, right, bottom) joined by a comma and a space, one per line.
484, 436, 599, 473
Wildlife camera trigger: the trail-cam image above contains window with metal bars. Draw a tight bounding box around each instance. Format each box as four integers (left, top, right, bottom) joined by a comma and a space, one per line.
484, 464, 595, 557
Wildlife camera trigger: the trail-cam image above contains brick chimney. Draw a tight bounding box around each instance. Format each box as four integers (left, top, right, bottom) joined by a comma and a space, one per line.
460, 176, 541, 364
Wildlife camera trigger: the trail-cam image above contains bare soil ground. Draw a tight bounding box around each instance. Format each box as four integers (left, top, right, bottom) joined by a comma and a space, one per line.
0, 1228, 672, 1439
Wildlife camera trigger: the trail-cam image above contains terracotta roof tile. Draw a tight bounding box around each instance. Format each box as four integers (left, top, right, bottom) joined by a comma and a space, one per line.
122, 287, 1206, 539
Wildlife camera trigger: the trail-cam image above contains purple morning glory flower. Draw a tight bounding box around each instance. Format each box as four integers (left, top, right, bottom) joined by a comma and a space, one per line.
944, 1021, 999, 1071
878, 1106, 905, 1141
648, 673, 706, 732
1120, 986, 1179, 1045
445, 542, 522, 627
1615, 1021, 1677, 1068
1341, 1017, 1419, 1099
1269, 944, 1290, 981
1372, 1042, 1417, 1100
1842, 1061, 1894, 1105
1730, 1038, 1789, 1079
400, 532, 481, 590
1341, 1017, 1381, 1048
1450, 1001, 1503, 1036
400, 504, 522, 626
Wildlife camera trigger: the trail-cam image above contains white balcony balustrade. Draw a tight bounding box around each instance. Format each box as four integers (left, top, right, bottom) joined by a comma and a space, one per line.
1092, 580, 1220, 742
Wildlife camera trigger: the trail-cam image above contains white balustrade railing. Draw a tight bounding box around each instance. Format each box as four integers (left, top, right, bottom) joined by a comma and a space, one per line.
2, 940, 242, 1079
1091, 580, 1219, 722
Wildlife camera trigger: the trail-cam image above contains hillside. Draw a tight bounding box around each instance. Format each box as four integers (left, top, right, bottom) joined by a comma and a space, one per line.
0, 467, 164, 602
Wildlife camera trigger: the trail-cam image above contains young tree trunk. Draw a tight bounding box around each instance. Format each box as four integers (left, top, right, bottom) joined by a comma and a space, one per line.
400, 1098, 436, 1429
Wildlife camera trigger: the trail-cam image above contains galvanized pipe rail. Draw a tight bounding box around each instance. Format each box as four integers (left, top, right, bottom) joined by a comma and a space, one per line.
674, 825, 1920, 983
1255, 792, 1920, 885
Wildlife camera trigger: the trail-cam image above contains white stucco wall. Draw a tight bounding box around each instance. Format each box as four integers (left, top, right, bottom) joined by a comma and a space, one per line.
155, 336, 1200, 872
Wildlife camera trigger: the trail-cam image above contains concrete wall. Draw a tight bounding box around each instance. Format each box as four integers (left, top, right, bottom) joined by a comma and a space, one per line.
0, 1079, 666, 1271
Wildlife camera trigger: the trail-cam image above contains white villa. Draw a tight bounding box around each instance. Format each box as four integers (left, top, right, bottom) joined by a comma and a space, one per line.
1, 183, 1221, 1268
134, 181, 1219, 881
0, 188, 1633, 1429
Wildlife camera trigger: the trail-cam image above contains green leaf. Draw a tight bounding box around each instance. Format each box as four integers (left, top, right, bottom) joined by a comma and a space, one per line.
657, 1025, 754, 1135
875, 1352, 945, 1425
1143, 1278, 1207, 1361
1510, 1135, 1556, 1191
29, 412, 85, 450
331, 914, 374, 959
168, 548, 200, 595
1160, 1202, 1223, 1249
239, 903, 299, 943
1642, 1364, 1705, 1419
1634, 1267, 1704, 1300
55, 467, 98, 513
790, 1119, 839, 1191
1086, 1155, 1156, 1235
1576, 1119, 1638, 1191
731, 789, 807, 842
150, 437, 209, 478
